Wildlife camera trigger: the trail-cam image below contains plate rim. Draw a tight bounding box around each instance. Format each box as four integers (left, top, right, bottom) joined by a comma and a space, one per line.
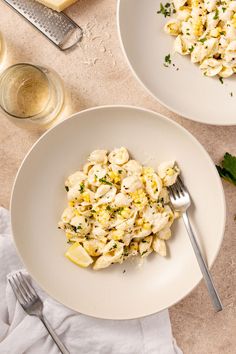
10, 105, 226, 319
117, 0, 235, 126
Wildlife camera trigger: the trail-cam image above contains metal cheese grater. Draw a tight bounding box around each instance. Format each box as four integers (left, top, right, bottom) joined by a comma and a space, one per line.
3, 0, 83, 50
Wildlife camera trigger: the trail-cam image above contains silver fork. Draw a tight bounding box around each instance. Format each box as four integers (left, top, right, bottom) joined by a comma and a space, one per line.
8, 271, 70, 354
168, 176, 223, 312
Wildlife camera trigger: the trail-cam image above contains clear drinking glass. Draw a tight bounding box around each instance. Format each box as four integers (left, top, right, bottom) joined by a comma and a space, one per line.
0, 63, 64, 125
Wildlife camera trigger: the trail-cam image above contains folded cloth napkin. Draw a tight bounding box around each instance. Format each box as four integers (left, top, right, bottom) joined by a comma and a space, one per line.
0, 207, 182, 354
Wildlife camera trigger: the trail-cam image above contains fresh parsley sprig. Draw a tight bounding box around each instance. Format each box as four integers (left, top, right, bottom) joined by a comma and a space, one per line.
216, 153, 236, 186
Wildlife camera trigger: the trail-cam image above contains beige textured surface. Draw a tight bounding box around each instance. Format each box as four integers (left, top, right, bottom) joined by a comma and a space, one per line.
0, 1, 235, 353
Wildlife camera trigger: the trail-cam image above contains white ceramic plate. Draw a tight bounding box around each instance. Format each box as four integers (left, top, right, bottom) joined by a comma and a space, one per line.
11, 106, 225, 319
118, 0, 236, 125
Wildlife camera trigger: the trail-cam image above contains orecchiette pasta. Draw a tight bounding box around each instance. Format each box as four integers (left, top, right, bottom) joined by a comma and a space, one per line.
58, 147, 180, 270
162, 0, 236, 78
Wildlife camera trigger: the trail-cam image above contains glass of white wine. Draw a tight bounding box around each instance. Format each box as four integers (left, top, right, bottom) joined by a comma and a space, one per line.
0, 63, 64, 125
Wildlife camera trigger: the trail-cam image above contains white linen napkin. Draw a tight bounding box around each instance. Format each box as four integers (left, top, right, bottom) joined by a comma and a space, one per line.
0, 207, 182, 354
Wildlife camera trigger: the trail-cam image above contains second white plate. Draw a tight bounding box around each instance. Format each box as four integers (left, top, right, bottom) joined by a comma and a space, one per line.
118, 0, 236, 125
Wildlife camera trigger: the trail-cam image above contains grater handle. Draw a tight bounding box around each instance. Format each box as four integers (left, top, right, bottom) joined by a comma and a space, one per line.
2, 0, 83, 51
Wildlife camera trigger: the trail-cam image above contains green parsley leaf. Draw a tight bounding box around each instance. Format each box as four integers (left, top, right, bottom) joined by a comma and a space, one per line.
65, 186, 69, 192
189, 46, 194, 53
216, 153, 236, 185
99, 178, 112, 185
110, 244, 118, 251
213, 8, 219, 20
165, 54, 171, 64
157, 2, 176, 17
117, 207, 124, 215
79, 183, 85, 193
219, 77, 224, 84
164, 54, 172, 67
157, 2, 172, 17
199, 38, 207, 44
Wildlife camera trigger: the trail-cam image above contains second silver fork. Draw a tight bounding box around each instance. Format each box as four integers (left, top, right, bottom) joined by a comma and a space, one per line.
8, 271, 70, 354
168, 176, 223, 312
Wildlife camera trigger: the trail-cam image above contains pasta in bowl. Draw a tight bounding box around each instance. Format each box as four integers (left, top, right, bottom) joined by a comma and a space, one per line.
58, 147, 180, 270
162, 0, 236, 78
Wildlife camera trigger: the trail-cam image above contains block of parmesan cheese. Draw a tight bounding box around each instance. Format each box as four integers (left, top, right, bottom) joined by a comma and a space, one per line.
36, 0, 77, 12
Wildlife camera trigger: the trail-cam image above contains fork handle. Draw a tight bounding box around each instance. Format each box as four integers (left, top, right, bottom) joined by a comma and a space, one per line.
40, 315, 70, 354
182, 212, 223, 312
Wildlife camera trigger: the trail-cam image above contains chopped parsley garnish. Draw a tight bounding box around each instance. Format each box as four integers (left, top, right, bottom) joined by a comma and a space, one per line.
165, 54, 171, 64
213, 8, 219, 20
164, 54, 172, 67
141, 250, 148, 256
106, 205, 112, 211
199, 38, 207, 44
117, 207, 124, 215
79, 183, 85, 193
157, 2, 175, 17
230, 92, 233, 97
110, 244, 118, 251
118, 170, 122, 174
189, 46, 194, 53
219, 77, 224, 84
99, 178, 112, 185
76, 225, 82, 230
222, 7, 226, 13
65, 186, 69, 192
216, 152, 236, 186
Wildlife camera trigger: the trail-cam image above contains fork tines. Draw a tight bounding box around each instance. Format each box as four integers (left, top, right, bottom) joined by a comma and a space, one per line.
8, 271, 38, 306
